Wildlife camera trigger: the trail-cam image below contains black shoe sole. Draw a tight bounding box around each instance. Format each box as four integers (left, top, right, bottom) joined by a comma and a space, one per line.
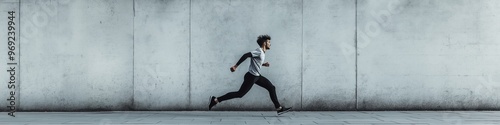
277, 107, 292, 115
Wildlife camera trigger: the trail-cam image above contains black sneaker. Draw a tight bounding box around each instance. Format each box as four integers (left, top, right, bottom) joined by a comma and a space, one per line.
208, 96, 217, 110
277, 107, 292, 115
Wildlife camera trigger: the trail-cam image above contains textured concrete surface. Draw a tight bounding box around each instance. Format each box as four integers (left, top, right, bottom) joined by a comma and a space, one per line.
1, 0, 499, 111
0, 0, 20, 112
2, 111, 500, 124
133, 0, 190, 110
19, 0, 134, 110
302, 0, 356, 110
356, 0, 500, 110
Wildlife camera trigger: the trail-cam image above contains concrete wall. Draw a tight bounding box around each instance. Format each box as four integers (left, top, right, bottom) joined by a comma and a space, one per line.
1, 0, 20, 112
0, 0, 498, 111
19, 0, 134, 111
302, 0, 356, 110
133, 0, 190, 110
357, 0, 500, 110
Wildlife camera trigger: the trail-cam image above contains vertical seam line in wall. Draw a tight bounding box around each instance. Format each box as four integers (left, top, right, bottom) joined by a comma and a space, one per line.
354, 0, 358, 110
188, 0, 192, 110
132, 0, 135, 110
300, 0, 304, 110
18, 0, 21, 109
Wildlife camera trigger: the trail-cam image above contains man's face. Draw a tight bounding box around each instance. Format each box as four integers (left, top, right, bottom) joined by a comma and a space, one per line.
265, 40, 271, 50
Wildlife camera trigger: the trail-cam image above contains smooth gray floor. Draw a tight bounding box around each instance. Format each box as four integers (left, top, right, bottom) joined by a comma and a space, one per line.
1, 111, 500, 125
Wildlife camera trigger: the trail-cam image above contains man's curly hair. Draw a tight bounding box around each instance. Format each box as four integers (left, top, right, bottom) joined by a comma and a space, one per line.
257, 34, 271, 47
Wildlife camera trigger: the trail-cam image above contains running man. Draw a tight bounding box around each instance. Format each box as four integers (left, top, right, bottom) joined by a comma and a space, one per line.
208, 35, 292, 115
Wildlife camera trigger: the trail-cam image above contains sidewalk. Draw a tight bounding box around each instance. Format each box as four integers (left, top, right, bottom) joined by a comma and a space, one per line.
1, 111, 500, 125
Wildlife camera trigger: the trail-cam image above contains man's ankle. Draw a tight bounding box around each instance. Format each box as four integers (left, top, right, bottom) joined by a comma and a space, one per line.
276, 106, 282, 110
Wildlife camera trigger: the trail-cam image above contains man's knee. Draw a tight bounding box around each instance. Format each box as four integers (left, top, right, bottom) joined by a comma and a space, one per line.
269, 85, 276, 91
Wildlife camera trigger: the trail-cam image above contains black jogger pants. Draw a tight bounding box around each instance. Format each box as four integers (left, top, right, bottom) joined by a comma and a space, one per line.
217, 72, 281, 108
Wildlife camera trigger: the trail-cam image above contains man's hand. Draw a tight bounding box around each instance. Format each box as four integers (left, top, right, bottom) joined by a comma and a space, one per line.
262, 62, 270, 67
230, 65, 238, 72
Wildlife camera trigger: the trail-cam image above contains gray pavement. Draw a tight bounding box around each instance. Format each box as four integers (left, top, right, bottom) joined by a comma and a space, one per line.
1, 111, 500, 125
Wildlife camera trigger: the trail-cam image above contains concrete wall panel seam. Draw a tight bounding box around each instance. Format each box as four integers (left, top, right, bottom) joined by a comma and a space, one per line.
300, 0, 304, 110
355, 0, 358, 111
